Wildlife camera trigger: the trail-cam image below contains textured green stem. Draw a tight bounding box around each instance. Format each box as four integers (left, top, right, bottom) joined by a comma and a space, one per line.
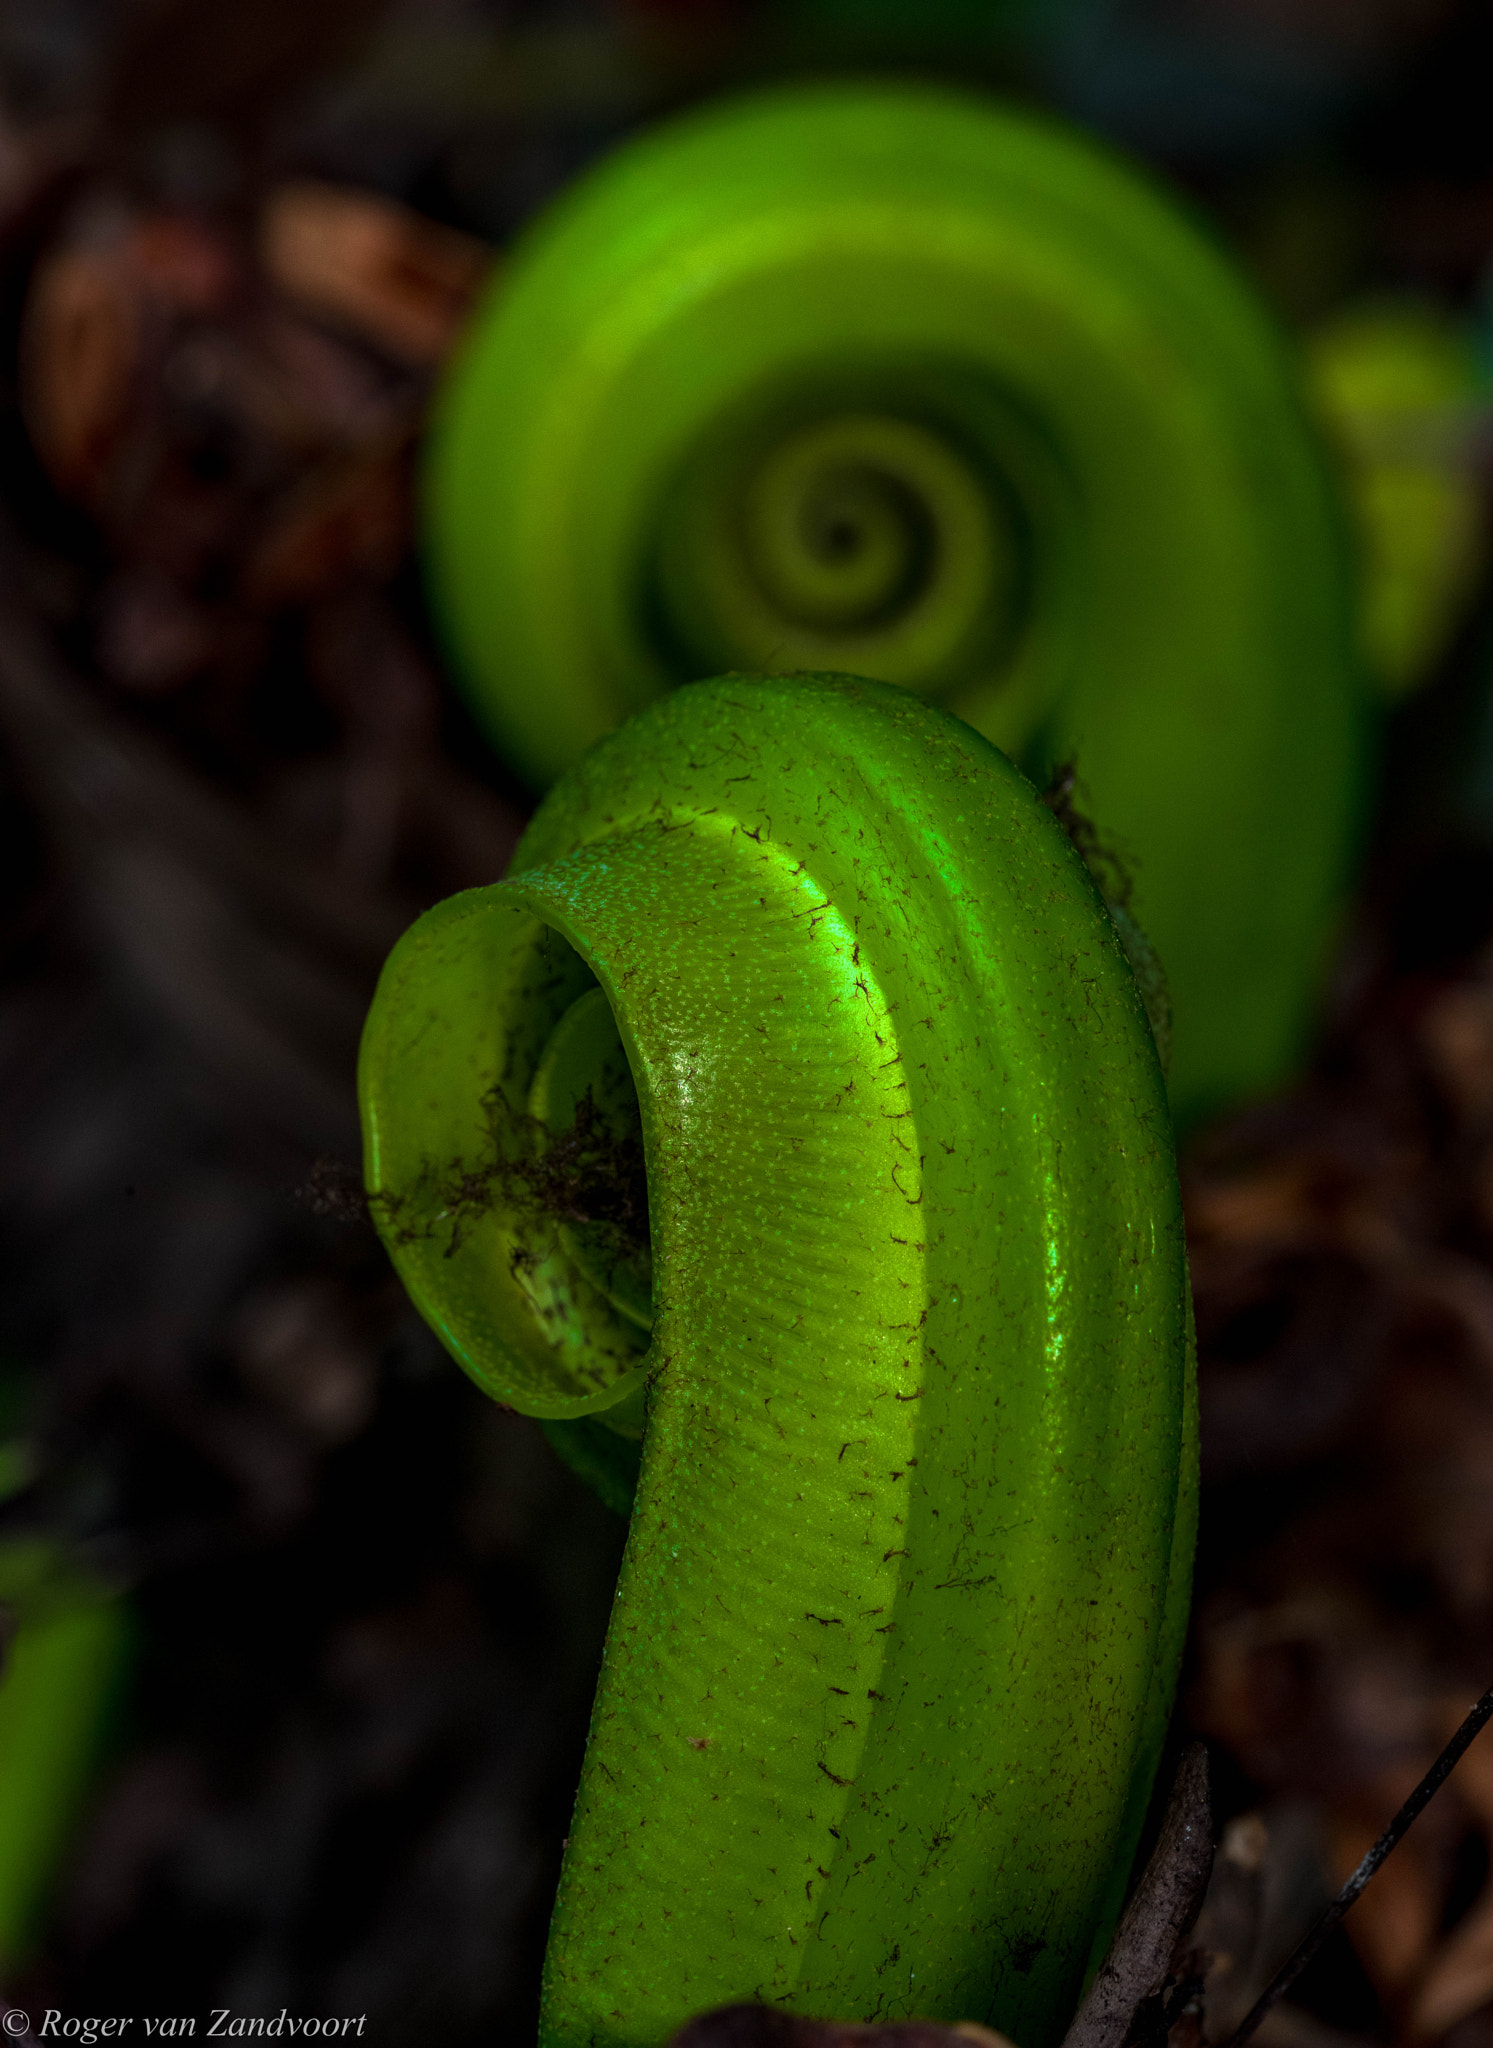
360, 673, 1194, 2046
425, 79, 1363, 1124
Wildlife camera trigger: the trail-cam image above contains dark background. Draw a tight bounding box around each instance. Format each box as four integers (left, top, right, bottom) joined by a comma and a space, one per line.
3, 0, 1493, 2041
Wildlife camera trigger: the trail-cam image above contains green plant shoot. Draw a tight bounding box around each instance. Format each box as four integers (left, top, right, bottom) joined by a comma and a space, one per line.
424, 79, 1363, 1125
359, 673, 1196, 2047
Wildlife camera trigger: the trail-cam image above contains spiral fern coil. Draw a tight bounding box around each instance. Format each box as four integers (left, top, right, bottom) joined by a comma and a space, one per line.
359, 672, 1196, 2048
425, 81, 1363, 1124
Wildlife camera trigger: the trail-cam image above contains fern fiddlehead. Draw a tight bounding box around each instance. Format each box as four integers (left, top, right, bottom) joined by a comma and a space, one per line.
424, 80, 1363, 1124
359, 672, 1195, 2047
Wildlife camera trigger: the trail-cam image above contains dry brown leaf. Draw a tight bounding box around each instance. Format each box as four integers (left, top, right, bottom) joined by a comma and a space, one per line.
20, 207, 244, 502
18, 202, 245, 503
1187, 1168, 1324, 1250
124, 211, 239, 316
1403, 1714, 1493, 2037
21, 244, 139, 496
1410, 1887, 1493, 2038
261, 180, 492, 365
1328, 1804, 1438, 2006
1421, 984, 1493, 1122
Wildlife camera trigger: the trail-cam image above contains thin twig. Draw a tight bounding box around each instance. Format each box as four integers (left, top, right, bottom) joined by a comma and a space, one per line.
1220, 1682, 1493, 2048
1064, 1745, 1214, 2048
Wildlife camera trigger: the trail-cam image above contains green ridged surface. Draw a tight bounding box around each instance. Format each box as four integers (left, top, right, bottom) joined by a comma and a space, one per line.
360, 674, 1195, 2046
425, 80, 1363, 1125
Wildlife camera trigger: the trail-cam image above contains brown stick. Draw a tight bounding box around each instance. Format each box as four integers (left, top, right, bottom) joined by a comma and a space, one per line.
1063, 1745, 1214, 2048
